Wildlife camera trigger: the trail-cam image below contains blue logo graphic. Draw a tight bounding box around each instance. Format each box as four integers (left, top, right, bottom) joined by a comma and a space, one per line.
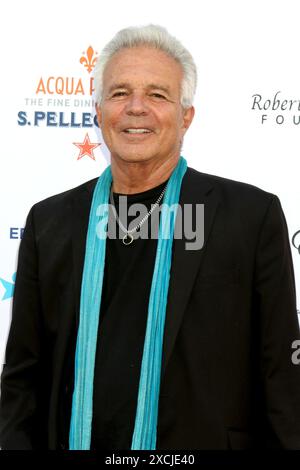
0, 272, 16, 300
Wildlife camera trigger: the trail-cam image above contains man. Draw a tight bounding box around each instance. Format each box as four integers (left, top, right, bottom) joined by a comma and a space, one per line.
0, 24, 300, 450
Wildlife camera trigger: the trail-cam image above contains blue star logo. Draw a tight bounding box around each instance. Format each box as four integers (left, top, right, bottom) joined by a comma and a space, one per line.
0, 272, 16, 300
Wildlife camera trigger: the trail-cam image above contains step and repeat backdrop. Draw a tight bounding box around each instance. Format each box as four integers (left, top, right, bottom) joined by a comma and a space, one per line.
0, 0, 299, 371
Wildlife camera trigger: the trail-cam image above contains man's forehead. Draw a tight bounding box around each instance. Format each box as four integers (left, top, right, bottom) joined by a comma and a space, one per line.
106, 81, 172, 93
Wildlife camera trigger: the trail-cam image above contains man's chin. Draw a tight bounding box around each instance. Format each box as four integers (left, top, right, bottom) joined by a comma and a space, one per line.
111, 152, 157, 163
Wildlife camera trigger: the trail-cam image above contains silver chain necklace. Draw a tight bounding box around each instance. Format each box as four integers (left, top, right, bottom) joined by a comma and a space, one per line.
109, 183, 167, 245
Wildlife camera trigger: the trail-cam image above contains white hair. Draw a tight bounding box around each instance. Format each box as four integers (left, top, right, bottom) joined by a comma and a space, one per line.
94, 24, 197, 109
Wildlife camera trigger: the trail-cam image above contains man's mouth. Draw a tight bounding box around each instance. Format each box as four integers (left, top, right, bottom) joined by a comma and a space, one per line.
123, 128, 153, 134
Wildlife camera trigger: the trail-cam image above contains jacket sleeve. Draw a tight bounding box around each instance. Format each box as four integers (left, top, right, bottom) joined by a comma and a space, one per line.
0, 205, 44, 449
254, 194, 300, 448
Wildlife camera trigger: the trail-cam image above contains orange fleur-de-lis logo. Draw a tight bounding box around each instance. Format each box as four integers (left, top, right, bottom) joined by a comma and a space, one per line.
80, 46, 98, 73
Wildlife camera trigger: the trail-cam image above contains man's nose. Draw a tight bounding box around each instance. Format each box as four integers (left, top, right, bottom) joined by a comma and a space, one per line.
125, 93, 148, 115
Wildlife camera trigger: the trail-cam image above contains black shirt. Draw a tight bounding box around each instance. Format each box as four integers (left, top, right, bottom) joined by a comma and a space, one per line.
91, 178, 169, 450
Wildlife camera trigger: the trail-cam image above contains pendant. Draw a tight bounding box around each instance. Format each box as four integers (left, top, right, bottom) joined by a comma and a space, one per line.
123, 233, 134, 245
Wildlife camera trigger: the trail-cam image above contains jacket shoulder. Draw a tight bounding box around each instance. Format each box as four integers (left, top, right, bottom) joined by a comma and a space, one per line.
31, 177, 98, 213
186, 166, 276, 205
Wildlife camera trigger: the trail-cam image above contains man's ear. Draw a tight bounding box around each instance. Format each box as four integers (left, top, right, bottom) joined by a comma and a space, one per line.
182, 106, 195, 134
95, 103, 102, 128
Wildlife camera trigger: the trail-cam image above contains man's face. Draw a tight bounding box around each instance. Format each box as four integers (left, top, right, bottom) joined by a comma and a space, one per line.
96, 46, 194, 164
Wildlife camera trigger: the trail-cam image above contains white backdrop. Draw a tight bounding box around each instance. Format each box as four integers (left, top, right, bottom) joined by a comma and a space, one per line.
1, 0, 299, 372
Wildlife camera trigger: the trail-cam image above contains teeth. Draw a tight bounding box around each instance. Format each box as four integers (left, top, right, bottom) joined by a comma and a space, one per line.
124, 128, 152, 133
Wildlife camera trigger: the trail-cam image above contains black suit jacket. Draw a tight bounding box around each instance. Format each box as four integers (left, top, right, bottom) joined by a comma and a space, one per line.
1, 166, 300, 450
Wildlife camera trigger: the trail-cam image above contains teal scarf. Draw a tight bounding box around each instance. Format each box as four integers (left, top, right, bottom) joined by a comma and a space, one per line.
69, 156, 187, 450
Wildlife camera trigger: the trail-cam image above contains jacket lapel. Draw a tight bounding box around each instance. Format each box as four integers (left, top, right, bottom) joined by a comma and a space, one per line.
160, 168, 220, 379
71, 178, 97, 328
70, 168, 220, 379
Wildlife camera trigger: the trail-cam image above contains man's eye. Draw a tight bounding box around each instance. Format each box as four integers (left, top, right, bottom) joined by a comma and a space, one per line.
151, 93, 166, 99
112, 91, 126, 97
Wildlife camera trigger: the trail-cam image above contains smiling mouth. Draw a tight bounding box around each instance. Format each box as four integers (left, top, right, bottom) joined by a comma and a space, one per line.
123, 128, 153, 134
